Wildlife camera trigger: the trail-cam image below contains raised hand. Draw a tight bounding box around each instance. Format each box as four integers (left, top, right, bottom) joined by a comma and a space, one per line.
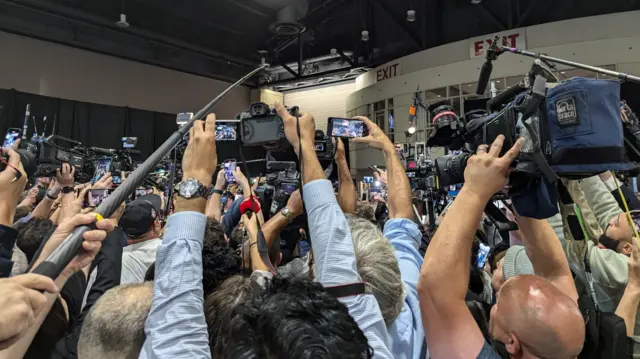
351, 116, 393, 151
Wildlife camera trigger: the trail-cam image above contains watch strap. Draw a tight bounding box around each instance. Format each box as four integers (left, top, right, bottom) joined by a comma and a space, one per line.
211, 188, 224, 196
61, 186, 74, 194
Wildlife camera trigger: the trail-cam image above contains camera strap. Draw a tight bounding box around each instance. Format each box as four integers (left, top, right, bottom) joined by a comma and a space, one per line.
237, 141, 277, 275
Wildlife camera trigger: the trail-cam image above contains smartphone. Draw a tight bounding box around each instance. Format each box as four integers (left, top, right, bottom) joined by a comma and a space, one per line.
3, 128, 21, 148
327, 117, 369, 138
477, 243, 491, 269
223, 159, 237, 183
135, 188, 153, 198
84, 189, 114, 207
121, 137, 138, 149
215, 124, 237, 141
281, 183, 297, 195
92, 158, 113, 184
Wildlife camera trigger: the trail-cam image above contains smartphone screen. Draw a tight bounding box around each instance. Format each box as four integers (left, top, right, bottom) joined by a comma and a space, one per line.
329, 118, 367, 138
112, 176, 122, 185
3, 128, 21, 148
215, 124, 237, 141
223, 160, 236, 183
92, 158, 113, 184
121, 137, 138, 149
281, 183, 296, 195
84, 189, 113, 207
135, 188, 153, 198
362, 176, 374, 183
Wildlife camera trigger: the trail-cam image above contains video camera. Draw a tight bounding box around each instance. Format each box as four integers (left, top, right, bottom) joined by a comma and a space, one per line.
6, 136, 91, 180
264, 159, 300, 217
406, 158, 437, 191
239, 102, 298, 147
314, 130, 335, 160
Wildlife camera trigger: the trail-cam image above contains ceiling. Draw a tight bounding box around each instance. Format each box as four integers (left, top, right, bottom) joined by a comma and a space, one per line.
0, 0, 638, 89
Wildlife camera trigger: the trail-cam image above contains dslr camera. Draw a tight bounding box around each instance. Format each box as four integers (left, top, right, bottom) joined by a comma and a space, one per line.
314, 130, 334, 160
239, 102, 298, 147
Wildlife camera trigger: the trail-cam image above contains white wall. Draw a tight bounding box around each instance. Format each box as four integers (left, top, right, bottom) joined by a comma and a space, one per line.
348, 10, 640, 169
0, 32, 251, 118
283, 81, 356, 133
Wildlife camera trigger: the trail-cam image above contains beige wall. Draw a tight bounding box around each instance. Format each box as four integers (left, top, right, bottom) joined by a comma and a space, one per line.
0, 32, 251, 118
250, 88, 284, 107
283, 81, 356, 135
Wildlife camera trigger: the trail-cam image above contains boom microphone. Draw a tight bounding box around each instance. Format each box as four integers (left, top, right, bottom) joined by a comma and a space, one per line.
476, 36, 501, 95
90, 146, 116, 156
31, 64, 267, 280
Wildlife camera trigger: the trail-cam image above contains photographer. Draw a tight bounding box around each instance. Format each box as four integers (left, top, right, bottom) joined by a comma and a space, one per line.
419, 136, 585, 359
350, 116, 425, 359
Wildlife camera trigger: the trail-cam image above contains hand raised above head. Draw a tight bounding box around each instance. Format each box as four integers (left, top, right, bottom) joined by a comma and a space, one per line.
274, 102, 316, 151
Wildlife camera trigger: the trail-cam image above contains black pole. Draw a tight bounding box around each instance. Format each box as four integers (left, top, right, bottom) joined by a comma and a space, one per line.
32, 65, 266, 280
500, 46, 640, 84
164, 146, 178, 215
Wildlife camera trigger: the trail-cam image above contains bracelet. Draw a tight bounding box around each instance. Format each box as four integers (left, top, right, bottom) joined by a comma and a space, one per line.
212, 189, 224, 195
250, 242, 258, 247
46, 192, 58, 201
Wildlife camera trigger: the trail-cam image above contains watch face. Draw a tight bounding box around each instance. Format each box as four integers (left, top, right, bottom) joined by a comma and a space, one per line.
179, 179, 200, 199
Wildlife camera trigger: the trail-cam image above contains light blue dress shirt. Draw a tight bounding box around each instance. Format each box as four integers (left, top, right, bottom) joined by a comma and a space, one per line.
304, 179, 393, 359
139, 211, 210, 359
384, 218, 426, 359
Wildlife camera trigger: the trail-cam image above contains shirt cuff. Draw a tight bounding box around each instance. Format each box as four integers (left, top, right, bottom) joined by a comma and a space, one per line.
303, 180, 337, 212
383, 218, 421, 245
164, 212, 207, 244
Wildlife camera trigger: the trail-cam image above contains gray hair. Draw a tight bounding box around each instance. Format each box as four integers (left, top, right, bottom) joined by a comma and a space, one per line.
78, 283, 153, 359
346, 214, 404, 327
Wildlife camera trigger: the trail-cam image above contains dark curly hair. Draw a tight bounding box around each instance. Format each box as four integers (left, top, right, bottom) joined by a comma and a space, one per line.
223, 277, 373, 359
14, 218, 55, 263
202, 218, 242, 296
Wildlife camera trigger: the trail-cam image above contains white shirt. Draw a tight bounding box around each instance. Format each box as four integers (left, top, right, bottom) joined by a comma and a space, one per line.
121, 238, 161, 284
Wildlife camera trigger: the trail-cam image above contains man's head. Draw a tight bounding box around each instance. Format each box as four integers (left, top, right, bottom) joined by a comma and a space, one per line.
490, 275, 584, 358
490, 246, 534, 294
202, 217, 242, 295
602, 212, 639, 255
118, 194, 162, 242
204, 275, 257, 357
14, 218, 55, 263
223, 277, 372, 359
346, 214, 403, 327
78, 283, 153, 359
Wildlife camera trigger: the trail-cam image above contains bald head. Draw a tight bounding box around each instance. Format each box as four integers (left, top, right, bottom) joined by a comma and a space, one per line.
491, 275, 584, 359
78, 283, 153, 359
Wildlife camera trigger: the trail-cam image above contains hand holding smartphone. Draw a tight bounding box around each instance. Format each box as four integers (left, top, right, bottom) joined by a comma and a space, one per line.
3, 128, 21, 148
223, 159, 237, 183
327, 117, 369, 138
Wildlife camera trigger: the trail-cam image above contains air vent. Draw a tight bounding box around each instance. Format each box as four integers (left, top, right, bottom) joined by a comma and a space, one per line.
269, 21, 305, 36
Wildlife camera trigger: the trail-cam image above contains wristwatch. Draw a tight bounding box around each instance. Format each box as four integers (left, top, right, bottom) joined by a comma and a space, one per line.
176, 178, 210, 200
280, 207, 293, 222
61, 186, 74, 194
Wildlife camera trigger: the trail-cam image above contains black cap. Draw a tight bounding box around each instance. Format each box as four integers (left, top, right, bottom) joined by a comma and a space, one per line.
119, 194, 162, 238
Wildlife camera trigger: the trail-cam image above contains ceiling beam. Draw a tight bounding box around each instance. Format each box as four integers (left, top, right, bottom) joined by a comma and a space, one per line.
515, 0, 536, 28
0, 0, 257, 67
337, 49, 354, 66
366, 0, 422, 50
477, 3, 508, 31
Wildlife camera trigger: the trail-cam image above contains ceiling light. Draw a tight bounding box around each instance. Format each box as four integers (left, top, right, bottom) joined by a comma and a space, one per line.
330, 48, 337, 56
116, 13, 129, 28
561, 71, 566, 74
361, 30, 369, 42
471, 0, 483, 4
407, 126, 416, 134
406, 10, 416, 22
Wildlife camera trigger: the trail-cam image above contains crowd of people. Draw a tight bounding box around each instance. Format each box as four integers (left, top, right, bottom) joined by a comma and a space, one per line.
1, 101, 640, 359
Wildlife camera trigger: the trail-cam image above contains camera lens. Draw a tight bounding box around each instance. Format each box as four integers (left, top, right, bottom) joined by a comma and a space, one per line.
434, 153, 470, 187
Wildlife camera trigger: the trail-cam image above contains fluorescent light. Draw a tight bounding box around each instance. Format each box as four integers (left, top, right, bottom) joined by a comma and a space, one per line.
471, 0, 482, 4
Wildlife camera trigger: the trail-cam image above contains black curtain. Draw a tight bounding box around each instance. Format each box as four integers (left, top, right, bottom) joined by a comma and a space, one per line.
0, 89, 346, 180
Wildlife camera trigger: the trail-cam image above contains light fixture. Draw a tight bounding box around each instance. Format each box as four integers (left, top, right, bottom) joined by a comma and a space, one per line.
561, 71, 566, 74
330, 48, 337, 56
406, 10, 416, 22
361, 30, 369, 42
471, 0, 483, 4
407, 126, 416, 134
116, 13, 129, 28
374, 180, 381, 188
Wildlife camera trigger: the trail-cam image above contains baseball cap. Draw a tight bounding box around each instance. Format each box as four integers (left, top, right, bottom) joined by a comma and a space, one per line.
119, 194, 162, 238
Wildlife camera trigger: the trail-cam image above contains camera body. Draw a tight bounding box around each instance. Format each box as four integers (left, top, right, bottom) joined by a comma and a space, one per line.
406, 158, 437, 191
314, 130, 334, 160
13, 136, 90, 179
239, 102, 298, 147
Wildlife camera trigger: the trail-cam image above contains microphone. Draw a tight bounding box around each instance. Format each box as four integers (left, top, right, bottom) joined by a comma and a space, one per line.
476, 36, 501, 95
121, 149, 142, 155
476, 61, 493, 95
90, 146, 116, 156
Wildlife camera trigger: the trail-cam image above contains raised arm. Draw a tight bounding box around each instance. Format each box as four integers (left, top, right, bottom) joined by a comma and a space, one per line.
515, 214, 579, 301
616, 238, 640, 337
205, 170, 226, 221
353, 117, 412, 219
139, 114, 217, 359
418, 136, 522, 359
275, 103, 393, 359
334, 138, 357, 214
